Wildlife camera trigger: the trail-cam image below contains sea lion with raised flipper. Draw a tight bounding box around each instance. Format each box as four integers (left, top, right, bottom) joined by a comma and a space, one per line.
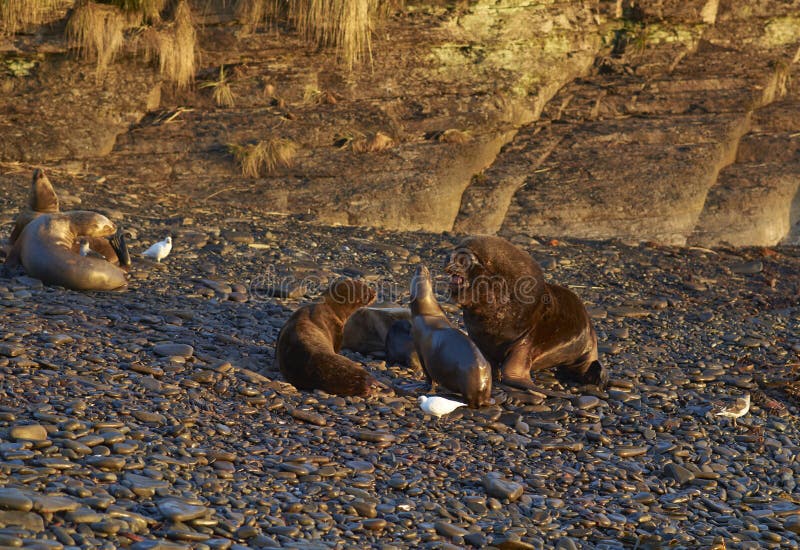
445, 235, 606, 391
7, 211, 128, 291
410, 264, 492, 408
342, 304, 411, 355
277, 278, 382, 396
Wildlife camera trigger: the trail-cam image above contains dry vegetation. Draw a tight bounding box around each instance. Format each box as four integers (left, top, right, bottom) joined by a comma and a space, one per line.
438, 128, 471, 144
352, 131, 394, 152
64, 0, 195, 86
116, 0, 167, 22
200, 65, 235, 107
7, 0, 395, 84
66, 1, 127, 76
0, 0, 62, 35
139, 0, 196, 88
234, 0, 399, 69
303, 84, 337, 105
229, 138, 299, 177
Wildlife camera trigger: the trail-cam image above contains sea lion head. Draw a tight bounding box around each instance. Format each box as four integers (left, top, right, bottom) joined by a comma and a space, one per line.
30, 169, 59, 213
66, 211, 117, 239
410, 264, 433, 302
323, 278, 377, 317
445, 235, 545, 309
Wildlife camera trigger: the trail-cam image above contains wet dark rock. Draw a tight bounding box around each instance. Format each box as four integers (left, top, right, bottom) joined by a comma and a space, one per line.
482, 475, 524, 502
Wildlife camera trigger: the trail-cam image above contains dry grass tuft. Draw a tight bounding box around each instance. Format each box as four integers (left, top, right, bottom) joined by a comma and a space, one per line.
352, 131, 394, 153
116, 0, 167, 23
234, 0, 281, 33
289, 0, 373, 70
66, 1, 126, 76
303, 84, 337, 105
236, 0, 395, 70
438, 128, 471, 144
200, 65, 235, 107
229, 138, 299, 177
140, 0, 196, 88
1, 0, 61, 35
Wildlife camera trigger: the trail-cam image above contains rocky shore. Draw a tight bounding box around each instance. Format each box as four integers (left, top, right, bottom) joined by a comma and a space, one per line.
1, 179, 799, 549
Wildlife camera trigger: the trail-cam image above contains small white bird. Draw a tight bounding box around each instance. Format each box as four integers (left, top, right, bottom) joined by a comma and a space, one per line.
142, 236, 172, 262
713, 393, 750, 427
79, 239, 91, 257
419, 395, 467, 418
79, 239, 105, 260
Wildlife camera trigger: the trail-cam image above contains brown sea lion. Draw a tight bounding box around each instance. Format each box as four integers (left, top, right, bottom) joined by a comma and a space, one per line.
410, 265, 492, 408
9, 169, 130, 267
7, 211, 128, 291
342, 304, 411, 355
9, 168, 59, 244
276, 278, 381, 396
445, 235, 606, 391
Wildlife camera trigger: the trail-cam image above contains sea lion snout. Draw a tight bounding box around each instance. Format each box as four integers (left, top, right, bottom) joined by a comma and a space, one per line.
445, 248, 480, 302
410, 264, 433, 301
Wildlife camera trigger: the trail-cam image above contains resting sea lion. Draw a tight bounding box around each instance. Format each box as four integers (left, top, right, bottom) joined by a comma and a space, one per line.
277, 278, 381, 396
410, 265, 492, 408
7, 211, 128, 291
342, 304, 411, 355
9, 169, 130, 267
445, 235, 606, 390
385, 319, 422, 372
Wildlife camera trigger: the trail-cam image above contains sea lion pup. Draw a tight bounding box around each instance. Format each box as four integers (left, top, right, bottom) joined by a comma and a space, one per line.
445, 235, 607, 391
7, 211, 128, 291
342, 304, 411, 355
410, 265, 492, 408
277, 278, 382, 396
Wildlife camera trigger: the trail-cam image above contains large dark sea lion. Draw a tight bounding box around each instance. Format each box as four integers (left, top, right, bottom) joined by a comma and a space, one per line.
277, 279, 382, 396
7, 211, 128, 291
410, 265, 492, 407
445, 235, 607, 391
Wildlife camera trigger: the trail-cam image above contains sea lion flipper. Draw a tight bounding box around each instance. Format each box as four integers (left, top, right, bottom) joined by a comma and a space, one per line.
583, 360, 608, 389
109, 226, 131, 267
500, 341, 539, 391
5, 240, 21, 267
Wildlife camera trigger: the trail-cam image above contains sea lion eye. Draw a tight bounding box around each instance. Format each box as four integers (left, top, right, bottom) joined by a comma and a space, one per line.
451, 250, 477, 269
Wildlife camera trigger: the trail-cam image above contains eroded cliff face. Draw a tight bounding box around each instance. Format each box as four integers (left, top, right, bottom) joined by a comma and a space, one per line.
1, 0, 799, 245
